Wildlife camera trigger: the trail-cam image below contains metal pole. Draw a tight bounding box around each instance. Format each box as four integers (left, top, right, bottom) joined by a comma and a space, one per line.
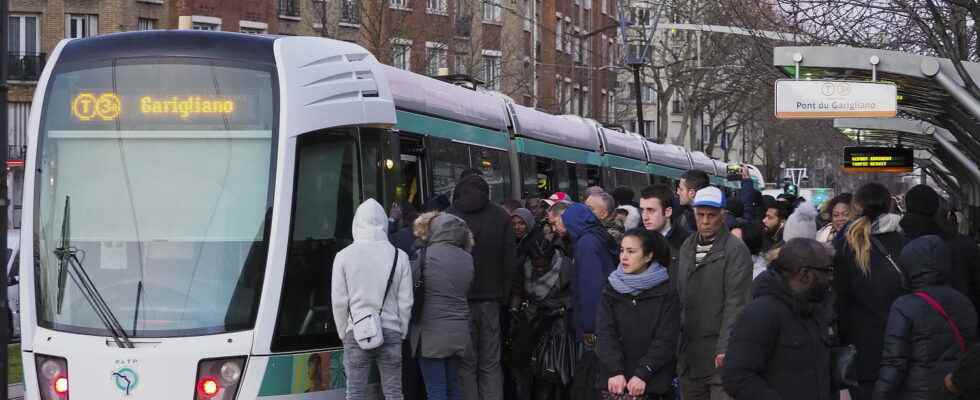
0, 0, 10, 394
632, 63, 644, 137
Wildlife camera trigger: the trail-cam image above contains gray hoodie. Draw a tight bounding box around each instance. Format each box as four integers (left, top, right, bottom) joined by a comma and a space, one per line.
331, 199, 414, 340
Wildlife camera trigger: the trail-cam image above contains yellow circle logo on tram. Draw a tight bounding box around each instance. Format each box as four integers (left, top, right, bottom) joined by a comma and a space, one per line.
72, 92, 121, 121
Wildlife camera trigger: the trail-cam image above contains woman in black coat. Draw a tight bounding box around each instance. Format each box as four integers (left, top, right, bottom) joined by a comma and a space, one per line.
596, 229, 680, 400
833, 183, 908, 400
509, 231, 573, 400
873, 236, 978, 400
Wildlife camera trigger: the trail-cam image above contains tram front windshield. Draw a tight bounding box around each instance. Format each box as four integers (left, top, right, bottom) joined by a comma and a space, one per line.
34, 58, 276, 337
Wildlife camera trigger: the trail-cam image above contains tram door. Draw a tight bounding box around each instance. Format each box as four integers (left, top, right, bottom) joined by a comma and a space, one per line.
397, 135, 427, 212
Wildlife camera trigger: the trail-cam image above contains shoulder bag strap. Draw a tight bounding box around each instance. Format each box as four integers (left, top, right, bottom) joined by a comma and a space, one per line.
381, 249, 399, 306
914, 291, 967, 352
870, 236, 907, 290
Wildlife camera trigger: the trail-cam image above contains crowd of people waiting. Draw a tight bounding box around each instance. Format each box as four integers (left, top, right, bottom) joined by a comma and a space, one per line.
331, 167, 980, 400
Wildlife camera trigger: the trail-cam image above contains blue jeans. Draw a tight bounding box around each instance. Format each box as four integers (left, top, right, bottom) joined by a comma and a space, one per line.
419, 356, 463, 400
343, 329, 404, 400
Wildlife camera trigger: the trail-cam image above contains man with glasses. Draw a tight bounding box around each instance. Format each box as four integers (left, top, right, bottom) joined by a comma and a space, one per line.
722, 238, 835, 400
675, 187, 752, 400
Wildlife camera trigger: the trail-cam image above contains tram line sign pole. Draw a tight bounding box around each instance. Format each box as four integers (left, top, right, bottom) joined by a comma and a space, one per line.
0, 0, 10, 395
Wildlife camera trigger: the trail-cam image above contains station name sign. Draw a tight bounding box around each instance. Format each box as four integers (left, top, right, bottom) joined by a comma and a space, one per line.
775, 80, 897, 119
842, 146, 913, 173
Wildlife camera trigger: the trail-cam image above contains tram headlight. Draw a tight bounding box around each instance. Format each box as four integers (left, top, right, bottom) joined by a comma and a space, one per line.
195, 356, 245, 400
35, 354, 69, 399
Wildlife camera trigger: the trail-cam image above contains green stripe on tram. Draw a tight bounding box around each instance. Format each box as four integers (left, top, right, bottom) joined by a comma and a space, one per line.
604, 154, 648, 173
514, 137, 602, 165
395, 110, 510, 149
648, 163, 685, 179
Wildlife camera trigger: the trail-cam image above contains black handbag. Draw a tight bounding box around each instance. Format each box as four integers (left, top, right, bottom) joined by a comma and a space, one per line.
830, 344, 859, 390
532, 320, 576, 385
410, 247, 427, 322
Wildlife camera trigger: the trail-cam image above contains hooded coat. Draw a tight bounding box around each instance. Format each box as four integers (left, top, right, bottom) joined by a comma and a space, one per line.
331, 199, 414, 340
722, 270, 834, 400
900, 213, 980, 325
561, 203, 619, 337
410, 213, 476, 359
449, 175, 517, 301
833, 213, 908, 383
873, 236, 978, 400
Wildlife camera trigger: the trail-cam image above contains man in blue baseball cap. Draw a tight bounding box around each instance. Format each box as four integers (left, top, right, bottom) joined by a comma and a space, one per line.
674, 186, 753, 400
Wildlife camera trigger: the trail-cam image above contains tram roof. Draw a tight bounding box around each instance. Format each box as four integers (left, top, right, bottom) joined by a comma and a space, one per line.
382, 65, 510, 132
510, 105, 601, 151
689, 151, 717, 175
645, 141, 694, 171
599, 128, 648, 161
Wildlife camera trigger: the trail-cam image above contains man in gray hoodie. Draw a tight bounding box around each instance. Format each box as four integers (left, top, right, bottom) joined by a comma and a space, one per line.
332, 199, 414, 400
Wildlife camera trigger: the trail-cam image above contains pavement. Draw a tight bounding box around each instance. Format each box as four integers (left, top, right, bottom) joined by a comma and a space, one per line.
8, 383, 23, 400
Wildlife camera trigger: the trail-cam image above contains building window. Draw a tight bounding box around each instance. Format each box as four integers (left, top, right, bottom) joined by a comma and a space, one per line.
137, 18, 157, 31
426, 42, 448, 75
192, 22, 219, 30
392, 41, 411, 70
428, 0, 447, 14
239, 21, 268, 34
391, 0, 410, 9
483, 0, 502, 23
454, 52, 468, 74
601, 0, 607, 14
556, 78, 563, 111
582, 90, 590, 116
573, 36, 581, 63
482, 53, 501, 90
672, 97, 684, 114
563, 81, 571, 114
563, 21, 572, 54
278, 0, 300, 16
9, 15, 42, 81
524, 0, 532, 31
67, 14, 98, 38
240, 27, 264, 34
631, 7, 651, 26
555, 17, 563, 51
634, 120, 654, 136
342, 0, 361, 24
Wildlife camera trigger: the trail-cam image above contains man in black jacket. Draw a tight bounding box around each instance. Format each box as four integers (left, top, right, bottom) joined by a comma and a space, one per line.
673, 170, 709, 232
901, 184, 980, 327
450, 174, 518, 400
722, 238, 835, 400
640, 184, 690, 267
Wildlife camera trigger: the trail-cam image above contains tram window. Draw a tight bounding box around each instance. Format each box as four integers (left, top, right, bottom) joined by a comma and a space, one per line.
519, 154, 539, 199
273, 130, 360, 352
535, 158, 555, 198
430, 140, 471, 198
359, 128, 388, 206
574, 164, 590, 201
470, 147, 511, 202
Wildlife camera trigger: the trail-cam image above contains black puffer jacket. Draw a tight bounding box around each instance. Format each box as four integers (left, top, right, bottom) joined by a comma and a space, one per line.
722, 270, 833, 400
873, 236, 979, 400
833, 214, 909, 383
595, 279, 680, 395
449, 175, 517, 301
901, 213, 980, 328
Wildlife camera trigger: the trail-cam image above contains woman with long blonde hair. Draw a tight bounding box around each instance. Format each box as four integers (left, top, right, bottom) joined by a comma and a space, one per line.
833, 183, 908, 400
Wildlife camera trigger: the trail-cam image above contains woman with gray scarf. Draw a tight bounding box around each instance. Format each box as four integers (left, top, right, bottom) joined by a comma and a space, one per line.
596, 228, 681, 400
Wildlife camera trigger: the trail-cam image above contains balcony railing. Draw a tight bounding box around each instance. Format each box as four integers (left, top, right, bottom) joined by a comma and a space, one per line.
278, 0, 300, 17
8, 53, 45, 81
341, 0, 361, 24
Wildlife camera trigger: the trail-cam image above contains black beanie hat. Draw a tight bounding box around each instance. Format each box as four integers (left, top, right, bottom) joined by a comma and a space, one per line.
904, 184, 941, 217
612, 187, 635, 206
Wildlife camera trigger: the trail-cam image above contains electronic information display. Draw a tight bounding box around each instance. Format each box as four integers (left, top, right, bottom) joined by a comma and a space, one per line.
842, 146, 914, 173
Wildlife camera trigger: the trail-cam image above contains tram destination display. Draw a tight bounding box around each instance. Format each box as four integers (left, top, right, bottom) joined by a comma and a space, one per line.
842, 146, 913, 173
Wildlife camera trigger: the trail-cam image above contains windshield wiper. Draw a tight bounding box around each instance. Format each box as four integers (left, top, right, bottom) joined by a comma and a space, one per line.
53, 196, 134, 349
